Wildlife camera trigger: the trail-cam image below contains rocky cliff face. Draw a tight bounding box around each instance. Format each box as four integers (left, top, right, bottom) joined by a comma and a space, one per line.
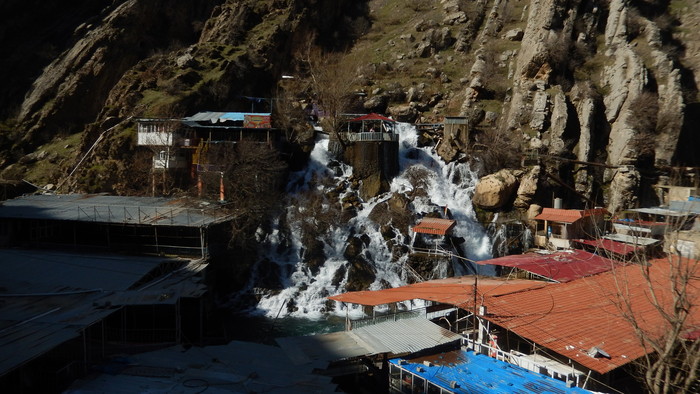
0, 0, 698, 213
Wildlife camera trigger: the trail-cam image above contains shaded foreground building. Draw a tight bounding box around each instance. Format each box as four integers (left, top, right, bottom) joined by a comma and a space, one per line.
0, 194, 233, 257
0, 250, 208, 392
65, 341, 337, 393
0, 194, 236, 392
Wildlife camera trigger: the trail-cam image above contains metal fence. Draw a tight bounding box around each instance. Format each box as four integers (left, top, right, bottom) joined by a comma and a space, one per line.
342, 132, 399, 142
351, 308, 424, 329
74, 205, 223, 227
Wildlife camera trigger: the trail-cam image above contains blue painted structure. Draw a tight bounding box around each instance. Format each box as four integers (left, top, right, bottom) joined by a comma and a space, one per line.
389, 349, 590, 393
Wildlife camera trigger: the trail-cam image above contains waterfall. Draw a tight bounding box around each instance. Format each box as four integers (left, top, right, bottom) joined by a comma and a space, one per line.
240, 123, 493, 319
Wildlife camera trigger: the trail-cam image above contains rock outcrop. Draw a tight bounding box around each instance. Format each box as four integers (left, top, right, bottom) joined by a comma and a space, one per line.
1, 0, 699, 215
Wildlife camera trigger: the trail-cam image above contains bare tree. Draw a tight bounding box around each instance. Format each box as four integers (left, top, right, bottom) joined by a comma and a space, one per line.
302, 44, 363, 147
200, 141, 287, 248
607, 214, 700, 393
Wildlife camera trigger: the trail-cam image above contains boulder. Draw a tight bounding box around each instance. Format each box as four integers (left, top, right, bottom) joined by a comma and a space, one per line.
436, 138, 460, 162
344, 236, 364, 260
344, 257, 376, 292
472, 169, 519, 210
387, 104, 419, 122
504, 28, 524, 41
444, 11, 467, 25
363, 94, 389, 113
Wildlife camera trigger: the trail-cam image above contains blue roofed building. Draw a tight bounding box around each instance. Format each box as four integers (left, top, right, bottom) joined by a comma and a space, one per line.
389, 349, 591, 394
135, 111, 280, 197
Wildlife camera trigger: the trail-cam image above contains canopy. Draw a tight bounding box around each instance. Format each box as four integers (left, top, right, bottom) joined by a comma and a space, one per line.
349, 113, 395, 122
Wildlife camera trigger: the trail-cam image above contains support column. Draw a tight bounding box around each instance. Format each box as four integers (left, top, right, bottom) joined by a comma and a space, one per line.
219, 172, 225, 202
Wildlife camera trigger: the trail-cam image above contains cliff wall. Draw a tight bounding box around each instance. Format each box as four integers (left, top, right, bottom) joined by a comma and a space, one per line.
0, 0, 698, 213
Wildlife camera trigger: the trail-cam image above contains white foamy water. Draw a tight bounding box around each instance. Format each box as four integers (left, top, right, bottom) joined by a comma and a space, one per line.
242, 123, 493, 319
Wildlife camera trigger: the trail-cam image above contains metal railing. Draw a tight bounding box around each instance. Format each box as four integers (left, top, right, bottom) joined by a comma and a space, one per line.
350, 308, 425, 329
341, 132, 399, 142
74, 205, 223, 227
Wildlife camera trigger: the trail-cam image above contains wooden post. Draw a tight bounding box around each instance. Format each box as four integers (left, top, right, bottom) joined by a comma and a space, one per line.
219, 172, 225, 201
197, 174, 203, 197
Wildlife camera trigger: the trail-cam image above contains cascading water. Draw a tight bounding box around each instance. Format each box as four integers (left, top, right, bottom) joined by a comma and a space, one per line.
241, 123, 494, 320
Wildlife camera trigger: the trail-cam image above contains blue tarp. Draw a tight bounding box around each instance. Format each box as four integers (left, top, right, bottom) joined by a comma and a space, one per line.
391, 349, 591, 393
183, 111, 271, 124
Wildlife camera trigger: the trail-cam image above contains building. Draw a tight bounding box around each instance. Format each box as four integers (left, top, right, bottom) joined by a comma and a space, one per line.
533, 207, 609, 249
390, 348, 590, 393
329, 256, 699, 392
65, 341, 337, 393
655, 184, 699, 206
0, 250, 208, 392
410, 217, 457, 255
332, 113, 400, 199
136, 111, 279, 194
0, 194, 233, 258
0, 193, 241, 392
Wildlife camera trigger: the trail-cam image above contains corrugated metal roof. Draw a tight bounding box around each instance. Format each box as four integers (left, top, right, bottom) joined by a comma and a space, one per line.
476, 249, 618, 282
184, 111, 271, 123
0, 249, 169, 294
627, 206, 689, 217
603, 233, 660, 246
670, 200, 700, 214
276, 317, 462, 367
572, 238, 641, 256
328, 276, 547, 306
349, 113, 395, 122
534, 208, 608, 224
393, 349, 591, 393
331, 256, 699, 375
353, 317, 461, 355
66, 341, 336, 393
474, 256, 700, 374
411, 217, 456, 236
0, 250, 205, 376
0, 194, 231, 227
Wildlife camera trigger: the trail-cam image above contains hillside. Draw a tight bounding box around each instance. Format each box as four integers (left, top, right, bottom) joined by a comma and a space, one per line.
0, 0, 698, 210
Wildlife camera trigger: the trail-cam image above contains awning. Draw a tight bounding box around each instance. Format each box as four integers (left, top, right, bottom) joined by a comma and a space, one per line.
573, 238, 641, 256
411, 217, 456, 236
475, 249, 618, 283
349, 113, 395, 122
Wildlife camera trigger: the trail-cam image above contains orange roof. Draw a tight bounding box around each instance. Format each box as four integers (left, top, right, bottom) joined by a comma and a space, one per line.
467, 256, 700, 374
411, 218, 456, 236
329, 256, 699, 375
328, 277, 547, 306
533, 207, 608, 224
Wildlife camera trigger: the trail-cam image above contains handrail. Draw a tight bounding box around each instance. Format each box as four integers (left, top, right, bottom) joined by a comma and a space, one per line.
69, 204, 218, 226
340, 132, 398, 142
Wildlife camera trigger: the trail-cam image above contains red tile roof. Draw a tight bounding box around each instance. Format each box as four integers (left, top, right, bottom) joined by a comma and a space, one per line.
411, 218, 456, 236
534, 207, 609, 224
328, 277, 547, 306
476, 249, 618, 282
